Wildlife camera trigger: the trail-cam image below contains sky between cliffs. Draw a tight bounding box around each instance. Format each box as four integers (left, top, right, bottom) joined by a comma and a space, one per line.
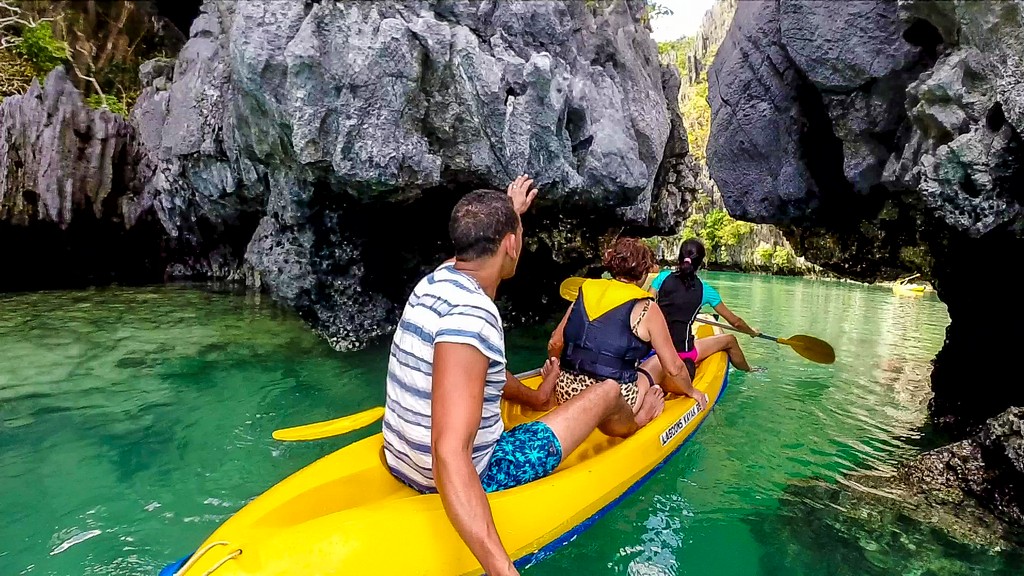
649, 0, 716, 41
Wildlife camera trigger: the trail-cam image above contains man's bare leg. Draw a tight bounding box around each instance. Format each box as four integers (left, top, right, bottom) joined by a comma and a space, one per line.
539, 379, 644, 460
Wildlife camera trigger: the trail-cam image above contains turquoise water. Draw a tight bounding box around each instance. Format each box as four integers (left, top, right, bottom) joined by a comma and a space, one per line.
1, 275, 1020, 575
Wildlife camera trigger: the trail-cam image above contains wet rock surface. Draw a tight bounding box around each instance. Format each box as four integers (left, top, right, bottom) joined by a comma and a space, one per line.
0, 69, 165, 290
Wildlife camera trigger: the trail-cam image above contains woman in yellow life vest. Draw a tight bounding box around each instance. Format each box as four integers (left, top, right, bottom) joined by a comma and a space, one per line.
547, 238, 710, 426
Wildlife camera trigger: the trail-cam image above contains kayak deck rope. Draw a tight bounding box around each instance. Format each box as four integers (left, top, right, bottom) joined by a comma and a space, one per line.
201, 549, 241, 576
172, 541, 241, 576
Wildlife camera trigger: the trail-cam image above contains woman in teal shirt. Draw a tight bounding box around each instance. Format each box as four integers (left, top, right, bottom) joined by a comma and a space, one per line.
643, 239, 758, 380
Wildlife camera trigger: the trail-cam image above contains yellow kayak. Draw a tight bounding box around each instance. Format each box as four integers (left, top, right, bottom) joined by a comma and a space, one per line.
892, 284, 925, 297
161, 322, 730, 576
892, 274, 927, 297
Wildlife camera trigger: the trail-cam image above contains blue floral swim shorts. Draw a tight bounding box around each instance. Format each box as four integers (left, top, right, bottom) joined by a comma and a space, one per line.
480, 421, 563, 493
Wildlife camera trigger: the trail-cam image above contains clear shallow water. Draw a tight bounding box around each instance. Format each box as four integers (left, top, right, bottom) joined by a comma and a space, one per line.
0, 275, 1019, 575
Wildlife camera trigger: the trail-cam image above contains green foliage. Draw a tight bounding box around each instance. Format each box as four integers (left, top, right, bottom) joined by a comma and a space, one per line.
721, 218, 754, 246
15, 22, 67, 76
85, 92, 128, 116
772, 246, 793, 269
657, 36, 695, 79
675, 196, 753, 264
755, 243, 795, 271
641, 1, 673, 25
681, 81, 711, 162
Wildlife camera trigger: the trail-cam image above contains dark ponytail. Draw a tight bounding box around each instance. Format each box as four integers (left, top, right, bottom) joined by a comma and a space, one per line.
677, 238, 706, 290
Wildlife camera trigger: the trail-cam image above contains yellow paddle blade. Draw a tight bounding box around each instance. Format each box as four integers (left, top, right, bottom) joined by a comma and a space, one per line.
272, 406, 385, 442
559, 277, 586, 301
777, 335, 835, 364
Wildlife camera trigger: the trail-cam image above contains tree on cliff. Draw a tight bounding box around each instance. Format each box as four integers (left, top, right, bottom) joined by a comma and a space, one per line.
0, 0, 185, 111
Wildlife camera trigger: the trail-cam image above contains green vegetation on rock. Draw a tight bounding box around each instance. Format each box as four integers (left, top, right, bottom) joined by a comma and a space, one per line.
680, 195, 755, 263
85, 92, 128, 115
657, 36, 695, 79
14, 21, 67, 76
0, 1, 183, 112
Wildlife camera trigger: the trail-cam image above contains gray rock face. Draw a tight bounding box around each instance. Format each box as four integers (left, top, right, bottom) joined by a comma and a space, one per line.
707, 0, 1024, 431
706, 0, 820, 225
706, 0, 1024, 529
121, 0, 687, 349
0, 68, 165, 289
683, 0, 736, 86
0, 68, 133, 227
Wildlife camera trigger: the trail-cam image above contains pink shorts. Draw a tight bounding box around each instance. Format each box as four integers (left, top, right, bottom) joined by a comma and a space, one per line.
678, 348, 699, 363
642, 348, 699, 363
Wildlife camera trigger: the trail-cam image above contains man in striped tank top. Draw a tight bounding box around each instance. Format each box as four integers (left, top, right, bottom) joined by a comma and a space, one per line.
383, 175, 646, 576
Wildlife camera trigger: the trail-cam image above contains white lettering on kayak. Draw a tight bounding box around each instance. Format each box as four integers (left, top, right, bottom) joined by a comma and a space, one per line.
659, 403, 702, 446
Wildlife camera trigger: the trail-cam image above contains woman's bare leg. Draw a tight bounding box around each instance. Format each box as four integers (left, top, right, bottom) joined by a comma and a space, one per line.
638, 355, 695, 397
695, 334, 752, 371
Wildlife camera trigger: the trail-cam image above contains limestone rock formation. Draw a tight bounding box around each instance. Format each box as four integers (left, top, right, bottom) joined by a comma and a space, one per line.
0, 68, 164, 289
706, 0, 1024, 432
123, 0, 691, 349
0, 0, 691, 349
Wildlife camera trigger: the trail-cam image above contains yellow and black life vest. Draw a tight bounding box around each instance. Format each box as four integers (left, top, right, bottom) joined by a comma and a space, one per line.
562, 279, 653, 383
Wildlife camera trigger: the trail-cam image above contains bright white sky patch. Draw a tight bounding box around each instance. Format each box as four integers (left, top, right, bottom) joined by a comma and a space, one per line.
649, 0, 717, 41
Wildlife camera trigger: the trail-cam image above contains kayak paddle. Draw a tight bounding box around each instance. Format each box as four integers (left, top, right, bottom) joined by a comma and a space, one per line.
557, 276, 835, 365
272, 406, 385, 441
695, 318, 835, 365
271, 368, 544, 442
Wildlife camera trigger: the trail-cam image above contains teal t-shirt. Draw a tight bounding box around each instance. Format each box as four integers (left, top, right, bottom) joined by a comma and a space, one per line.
650, 270, 721, 308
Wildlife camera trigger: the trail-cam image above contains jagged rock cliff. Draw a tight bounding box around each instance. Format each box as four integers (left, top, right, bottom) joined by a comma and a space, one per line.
650, 0, 811, 275
707, 0, 1024, 526
0, 69, 165, 289
682, 0, 736, 87
0, 0, 692, 350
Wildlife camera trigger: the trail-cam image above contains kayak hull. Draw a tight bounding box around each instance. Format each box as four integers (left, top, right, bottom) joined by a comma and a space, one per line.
167, 323, 730, 576
892, 284, 925, 297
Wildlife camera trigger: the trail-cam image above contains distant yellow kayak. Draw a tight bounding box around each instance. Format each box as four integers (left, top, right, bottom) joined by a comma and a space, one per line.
160, 322, 731, 576
892, 274, 927, 297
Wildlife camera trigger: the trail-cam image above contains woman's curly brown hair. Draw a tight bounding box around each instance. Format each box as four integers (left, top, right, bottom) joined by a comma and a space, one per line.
603, 237, 655, 283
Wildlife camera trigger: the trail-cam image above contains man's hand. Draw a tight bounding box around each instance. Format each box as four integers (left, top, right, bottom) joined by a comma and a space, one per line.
507, 174, 538, 215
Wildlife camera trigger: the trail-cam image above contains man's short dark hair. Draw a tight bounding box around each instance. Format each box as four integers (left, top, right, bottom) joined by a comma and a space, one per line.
449, 189, 519, 261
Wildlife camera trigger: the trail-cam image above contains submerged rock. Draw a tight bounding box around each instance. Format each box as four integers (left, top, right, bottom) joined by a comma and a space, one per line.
748, 474, 1024, 575
898, 407, 1024, 529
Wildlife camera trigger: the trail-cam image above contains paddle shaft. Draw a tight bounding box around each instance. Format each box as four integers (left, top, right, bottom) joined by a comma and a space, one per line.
694, 317, 777, 341
273, 367, 545, 441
